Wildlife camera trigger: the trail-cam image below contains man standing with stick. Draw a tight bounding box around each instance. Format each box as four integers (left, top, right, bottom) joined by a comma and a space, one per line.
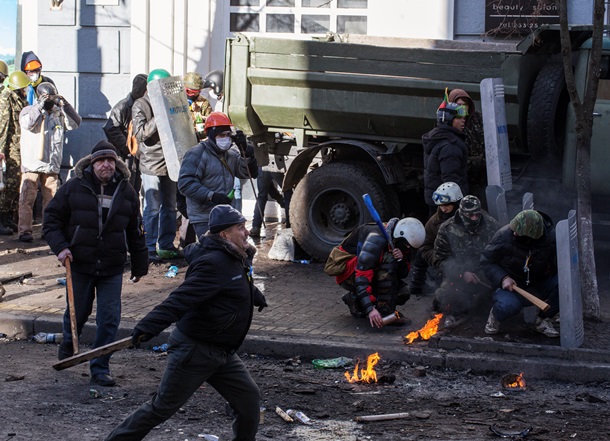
44, 141, 148, 386
480, 210, 560, 337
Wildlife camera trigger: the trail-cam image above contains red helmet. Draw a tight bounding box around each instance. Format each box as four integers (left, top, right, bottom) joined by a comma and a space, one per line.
204, 111, 233, 132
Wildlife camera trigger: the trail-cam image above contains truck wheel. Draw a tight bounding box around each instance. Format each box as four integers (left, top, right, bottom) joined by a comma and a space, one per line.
527, 63, 569, 159
290, 161, 399, 261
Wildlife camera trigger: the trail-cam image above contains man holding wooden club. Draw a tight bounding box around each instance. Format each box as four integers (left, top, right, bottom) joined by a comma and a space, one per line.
44, 141, 148, 386
480, 210, 560, 337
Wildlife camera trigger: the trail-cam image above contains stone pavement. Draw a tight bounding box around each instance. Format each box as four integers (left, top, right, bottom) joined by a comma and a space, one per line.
2, 223, 610, 383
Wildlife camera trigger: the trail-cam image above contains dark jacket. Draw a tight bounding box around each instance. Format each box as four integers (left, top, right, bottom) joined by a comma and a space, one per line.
419, 205, 456, 266
422, 124, 469, 207
132, 93, 167, 176
480, 211, 557, 288
134, 234, 267, 351
103, 93, 137, 159
43, 156, 148, 278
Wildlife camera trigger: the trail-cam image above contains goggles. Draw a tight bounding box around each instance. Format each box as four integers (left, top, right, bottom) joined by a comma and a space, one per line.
432, 192, 452, 204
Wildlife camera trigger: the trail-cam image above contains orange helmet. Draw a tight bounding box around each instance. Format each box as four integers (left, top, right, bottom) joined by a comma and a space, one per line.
204, 111, 233, 132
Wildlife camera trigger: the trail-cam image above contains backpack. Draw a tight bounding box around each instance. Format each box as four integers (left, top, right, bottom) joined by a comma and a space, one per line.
323, 245, 355, 276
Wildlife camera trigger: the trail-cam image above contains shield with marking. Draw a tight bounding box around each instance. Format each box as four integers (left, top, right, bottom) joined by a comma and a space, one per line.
147, 76, 198, 181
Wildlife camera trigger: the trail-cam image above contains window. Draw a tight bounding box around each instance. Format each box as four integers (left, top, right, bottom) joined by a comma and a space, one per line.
267, 14, 295, 32
302, 15, 330, 33
231, 0, 260, 6
267, 0, 295, 6
337, 15, 367, 33
337, 0, 367, 8
302, 0, 330, 7
231, 13, 260, 32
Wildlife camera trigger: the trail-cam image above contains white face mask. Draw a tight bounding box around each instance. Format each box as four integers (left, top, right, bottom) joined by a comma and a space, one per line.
215, 137, 232, 151
28, 72, 40, 83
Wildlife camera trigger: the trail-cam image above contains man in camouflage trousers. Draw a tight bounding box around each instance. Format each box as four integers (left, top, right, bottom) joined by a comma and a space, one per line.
0, 71, 30, 235
432, 195, 499, 328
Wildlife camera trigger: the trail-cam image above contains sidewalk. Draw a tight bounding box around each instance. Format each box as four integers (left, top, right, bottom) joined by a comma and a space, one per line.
1, 222, 610, 383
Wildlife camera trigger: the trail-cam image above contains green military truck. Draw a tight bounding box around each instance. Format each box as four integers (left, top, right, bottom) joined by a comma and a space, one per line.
224, 25, 610, 260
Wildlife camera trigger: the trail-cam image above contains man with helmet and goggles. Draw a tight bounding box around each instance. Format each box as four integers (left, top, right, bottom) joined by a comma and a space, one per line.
407, 182, 464, 296
177, 111, 257, 238
334, 216, 426, 328
20, 51, 57, 105
422, 90, 469, 216
432, 195, 499, 328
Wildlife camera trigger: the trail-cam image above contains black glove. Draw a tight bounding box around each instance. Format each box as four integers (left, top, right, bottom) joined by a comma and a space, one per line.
255, 296, 268, 312
132, 328, 153, 347
233, 130, 248, 151
244, 142, 255, 158
211, 192, 232, 205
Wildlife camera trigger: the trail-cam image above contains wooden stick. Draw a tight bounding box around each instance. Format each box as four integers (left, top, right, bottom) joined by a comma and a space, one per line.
513, 286, 550, 312
355, 412, 410, 422
65, 259, 79, 355
53, 336, 133, 371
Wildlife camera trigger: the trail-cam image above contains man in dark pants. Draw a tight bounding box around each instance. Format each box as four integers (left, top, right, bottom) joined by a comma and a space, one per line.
44, 141, 148, 386
105, 204, 267, 441
250, 167, 291, 238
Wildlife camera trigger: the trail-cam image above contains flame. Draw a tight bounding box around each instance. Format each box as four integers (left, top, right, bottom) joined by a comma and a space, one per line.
344, 352, 380, 383
505, 372, 526, 389
405, 314, 443, 344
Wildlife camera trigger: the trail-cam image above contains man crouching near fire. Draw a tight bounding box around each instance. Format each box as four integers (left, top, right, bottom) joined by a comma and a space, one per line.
104, 205, 267, 441
333, 217, 425, 328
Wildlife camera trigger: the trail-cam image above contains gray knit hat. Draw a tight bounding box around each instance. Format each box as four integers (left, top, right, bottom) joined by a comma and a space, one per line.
90, 140, 118, 164
209, 204, 246, 233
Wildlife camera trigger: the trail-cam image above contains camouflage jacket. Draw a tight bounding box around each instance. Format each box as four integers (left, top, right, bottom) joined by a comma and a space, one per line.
189, 96, 213, 141
419, 206, 455, 266
464, 111, 486, 182
433, 210, 499, 280
0, 88, 27, 158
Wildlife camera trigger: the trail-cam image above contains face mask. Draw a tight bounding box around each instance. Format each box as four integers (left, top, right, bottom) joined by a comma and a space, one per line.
28, 72, 40, 83
215, 137, 232, 151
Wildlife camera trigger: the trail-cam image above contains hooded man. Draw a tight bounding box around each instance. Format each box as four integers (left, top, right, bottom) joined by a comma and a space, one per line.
20, 51, 56, 105
432, 195, 499, 327
177, 111, 257, 238
44, 141, 148, 386
104, 204, 266, 441
422, 91, 469, 215
481, 210, 560, 338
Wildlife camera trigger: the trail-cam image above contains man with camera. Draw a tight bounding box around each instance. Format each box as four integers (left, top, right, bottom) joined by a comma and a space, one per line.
178, 111, 257, 238
17, 82, 81, 242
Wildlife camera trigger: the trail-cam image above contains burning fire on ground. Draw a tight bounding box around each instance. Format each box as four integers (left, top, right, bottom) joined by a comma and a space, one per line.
345, 352, 380, 383
502, 372, 526, 390
405, 313, 443, 344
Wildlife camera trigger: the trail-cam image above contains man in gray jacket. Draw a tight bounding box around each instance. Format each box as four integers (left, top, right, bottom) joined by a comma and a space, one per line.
18, 82, 81, 242
178, 111, 257, 238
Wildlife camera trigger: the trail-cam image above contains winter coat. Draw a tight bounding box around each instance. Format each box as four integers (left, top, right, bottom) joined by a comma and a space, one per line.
19, 101, 81, 174
422, 124, 469, 207
132, 93, 166, 176
178, 138, 257, 224
480, 211, 557, 288
43, 156, 148, 278
133, 234, 267, 351
419, 206, 456, 266
103, 92, 137, 159
433, 210, 499, 280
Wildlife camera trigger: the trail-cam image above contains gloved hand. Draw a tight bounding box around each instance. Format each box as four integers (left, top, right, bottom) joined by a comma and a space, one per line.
53, 95, 65, 107
211, 192, 232, 205
244, 142, 255, 158
233, 130, 248, 151
255, 295, 268, 312
131, 328, 153, 347
37, 93, 49, 107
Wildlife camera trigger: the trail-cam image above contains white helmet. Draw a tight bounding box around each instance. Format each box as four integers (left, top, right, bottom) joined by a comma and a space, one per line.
392, 217, 425, 248
432, 182, 463, 205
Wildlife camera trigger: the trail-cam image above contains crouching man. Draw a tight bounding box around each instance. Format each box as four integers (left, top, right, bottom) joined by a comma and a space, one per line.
335, 217, 425, 328
105, 204, 267, 441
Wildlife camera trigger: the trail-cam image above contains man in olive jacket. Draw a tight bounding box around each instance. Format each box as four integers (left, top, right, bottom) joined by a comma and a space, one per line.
105, 204, 267, 441
44, 141, 148, 386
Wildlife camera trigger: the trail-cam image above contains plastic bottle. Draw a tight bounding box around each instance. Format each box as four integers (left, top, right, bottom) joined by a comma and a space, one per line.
152, 343, 169, 353
286, 409, 312, 425
292, 259, 311, 264
33, 332, 63, 343
195, 114, 205, 134
228, 188, 235, 200
164, 265, 179, 278
312, 356, 352, 369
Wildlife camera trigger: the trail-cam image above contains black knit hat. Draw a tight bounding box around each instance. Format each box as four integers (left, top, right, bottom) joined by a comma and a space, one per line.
209, 204, 246, 233
91, 140, 118, 164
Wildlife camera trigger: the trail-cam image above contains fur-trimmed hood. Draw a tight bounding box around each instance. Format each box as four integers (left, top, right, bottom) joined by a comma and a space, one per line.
73, 154, 131, 181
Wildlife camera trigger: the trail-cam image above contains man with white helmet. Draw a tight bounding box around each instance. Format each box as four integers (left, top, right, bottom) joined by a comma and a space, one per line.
432, 195, 499, 328
408, 181, 464, 295
333, 216, 426, 328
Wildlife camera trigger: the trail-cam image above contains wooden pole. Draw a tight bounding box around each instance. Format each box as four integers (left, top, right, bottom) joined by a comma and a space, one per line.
64, 259, 79, 355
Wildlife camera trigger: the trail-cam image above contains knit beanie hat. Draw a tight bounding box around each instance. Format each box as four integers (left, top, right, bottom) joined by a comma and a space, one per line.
510, 210, 544, 239
458, 195, 482, 232
91, 140, 118, 164
209, 204, 246, 233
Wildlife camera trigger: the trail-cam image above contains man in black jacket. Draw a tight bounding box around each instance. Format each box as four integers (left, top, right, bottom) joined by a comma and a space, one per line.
480, 210, 559, 337
105, 204, 267, 441
44, 141, 148, 386
103, 73, 147, 192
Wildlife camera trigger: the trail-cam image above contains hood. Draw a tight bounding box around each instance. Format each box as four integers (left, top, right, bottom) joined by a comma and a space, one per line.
448, 88, 475, 114
20, 51, 42, 71
73, 155, 131, 181
185, 233, 256, 265
422, 125, 464, 154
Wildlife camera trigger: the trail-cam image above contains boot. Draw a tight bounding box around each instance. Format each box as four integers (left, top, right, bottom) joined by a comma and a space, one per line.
3, 213, 18, 232
0, 217, 12, 236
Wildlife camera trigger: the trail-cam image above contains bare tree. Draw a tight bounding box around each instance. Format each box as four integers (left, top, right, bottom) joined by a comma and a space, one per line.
556, 0, 604, 319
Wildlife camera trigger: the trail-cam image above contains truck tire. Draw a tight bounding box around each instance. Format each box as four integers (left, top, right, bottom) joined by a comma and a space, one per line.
527, 63, 568, 159
290, 161, 399, 261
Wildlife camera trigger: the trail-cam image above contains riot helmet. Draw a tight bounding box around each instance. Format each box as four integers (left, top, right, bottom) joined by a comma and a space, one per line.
432, 182, 463, 205
8, 71, 30, 90
203, 70, 223, 96
392, 217, 426, 249
437, 102, 468, 124
37, 82, 58, 97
